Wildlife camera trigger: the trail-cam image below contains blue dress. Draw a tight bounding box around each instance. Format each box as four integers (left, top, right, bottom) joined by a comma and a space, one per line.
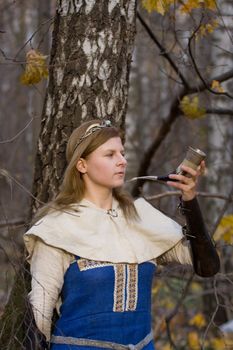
50, 256, 157, 350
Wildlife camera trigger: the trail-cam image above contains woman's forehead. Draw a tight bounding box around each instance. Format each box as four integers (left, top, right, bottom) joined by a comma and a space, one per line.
97, 137, 124, 151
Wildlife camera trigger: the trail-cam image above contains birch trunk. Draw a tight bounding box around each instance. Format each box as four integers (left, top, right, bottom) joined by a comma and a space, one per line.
32, 0, 137, 211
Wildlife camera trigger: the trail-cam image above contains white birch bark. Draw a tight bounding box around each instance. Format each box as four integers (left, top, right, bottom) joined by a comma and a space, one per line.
32, 0, 137, 208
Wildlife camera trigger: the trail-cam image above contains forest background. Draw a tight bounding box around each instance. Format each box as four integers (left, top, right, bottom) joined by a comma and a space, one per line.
0, 0, 233, 349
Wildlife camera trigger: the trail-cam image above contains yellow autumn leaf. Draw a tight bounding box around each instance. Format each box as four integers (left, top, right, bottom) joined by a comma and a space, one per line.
189, 312, 207, 328
203, 0, 216, 10
20, 49, 48, 85
210, 337, 225, 350
191, 282, 202, 292
180, 95, 206, 119
211, 80, 225, 93
197, 19, 219, 38
188, 331, 200, 349
152, 280, 163, 295
180, 0, 216, 14
161, 298, 175, 310
142, 0, 173, 15
214, 215, 233, 244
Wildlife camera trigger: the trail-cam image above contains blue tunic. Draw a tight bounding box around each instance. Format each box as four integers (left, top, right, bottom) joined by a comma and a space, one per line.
50, 257, 156, 350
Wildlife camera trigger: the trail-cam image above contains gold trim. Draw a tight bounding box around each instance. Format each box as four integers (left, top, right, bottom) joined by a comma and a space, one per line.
126, 264, 138, 311
113, 264, 126, 312
77, 258, 114, 271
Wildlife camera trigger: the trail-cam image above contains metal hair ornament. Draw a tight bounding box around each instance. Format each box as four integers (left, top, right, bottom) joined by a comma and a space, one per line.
74, 119, 112, 150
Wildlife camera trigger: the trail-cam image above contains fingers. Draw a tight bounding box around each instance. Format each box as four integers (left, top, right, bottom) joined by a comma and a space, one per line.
199, 160, 206, 175
166, 162, 205, 201
169, 173, 196, 185
167, 177, 196, 190
169, 165, 198, 183
167, 175, 196, 201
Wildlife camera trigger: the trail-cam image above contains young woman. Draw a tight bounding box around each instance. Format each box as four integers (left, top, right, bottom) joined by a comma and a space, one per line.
24, 119, 220, 349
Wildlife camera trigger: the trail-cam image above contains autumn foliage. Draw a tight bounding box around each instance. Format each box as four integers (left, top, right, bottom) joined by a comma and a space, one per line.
20, 49, 48, 85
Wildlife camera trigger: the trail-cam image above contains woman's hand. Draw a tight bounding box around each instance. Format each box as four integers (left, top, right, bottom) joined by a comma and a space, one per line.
167, 160, 206, 201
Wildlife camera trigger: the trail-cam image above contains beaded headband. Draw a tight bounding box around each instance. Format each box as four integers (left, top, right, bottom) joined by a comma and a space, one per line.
74, 119, 112, 150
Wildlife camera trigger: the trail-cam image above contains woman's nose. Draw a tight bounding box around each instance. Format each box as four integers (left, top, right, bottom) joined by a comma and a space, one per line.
117, 154, 127, 166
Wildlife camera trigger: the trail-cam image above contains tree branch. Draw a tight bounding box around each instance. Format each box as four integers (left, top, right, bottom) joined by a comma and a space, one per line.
137, 12, 190, 89
210, 185, 233, 236
0, 116, 36, 144
131, 89, 185, 196
165, 274, 194, 350
188, 21, 233, 100
0, 219, 25, 229
131, 16, 233, 197
145, 191, 233, 202
206, 108, 233, 116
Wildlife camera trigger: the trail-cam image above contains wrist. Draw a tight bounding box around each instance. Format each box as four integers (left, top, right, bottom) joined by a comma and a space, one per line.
181, 192, 196, 201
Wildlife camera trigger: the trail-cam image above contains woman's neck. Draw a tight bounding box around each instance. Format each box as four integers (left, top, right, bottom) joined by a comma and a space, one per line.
83, 191, 113, 210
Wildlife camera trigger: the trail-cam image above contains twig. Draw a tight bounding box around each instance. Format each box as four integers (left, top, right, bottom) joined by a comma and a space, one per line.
0, 169, 45, 206
0, 219, 25, 229
146, 191, 233, 201
137, 12, 190, 89
0, 116, 36, 144
188, 20, 233, 100
201, 277, 219, 348
206, 108, 233, 116
165, 273, 194, 349
210, 185, 233, 236
13, 17, 54, 60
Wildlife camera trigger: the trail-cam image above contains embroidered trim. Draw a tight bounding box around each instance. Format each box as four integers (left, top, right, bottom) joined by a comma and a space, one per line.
76, 259, 155, 313
126, 264, 138, 311
113, 265, 126, 312
77, 259, 114, 271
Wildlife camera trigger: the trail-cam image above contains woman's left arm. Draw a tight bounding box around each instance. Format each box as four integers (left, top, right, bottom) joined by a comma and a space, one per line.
167, 161, 220, 277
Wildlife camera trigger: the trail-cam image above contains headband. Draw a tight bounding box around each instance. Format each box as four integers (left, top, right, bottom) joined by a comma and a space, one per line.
74, 119, 112, 150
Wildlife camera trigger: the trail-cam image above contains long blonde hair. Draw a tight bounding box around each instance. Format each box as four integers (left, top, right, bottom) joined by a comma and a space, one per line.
32, 119, 138, 223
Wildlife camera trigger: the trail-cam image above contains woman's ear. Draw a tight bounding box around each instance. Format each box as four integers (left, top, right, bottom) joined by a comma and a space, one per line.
76, 158, 87, 174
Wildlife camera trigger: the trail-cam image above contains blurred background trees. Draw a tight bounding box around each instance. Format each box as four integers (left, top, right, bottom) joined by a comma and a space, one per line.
0, 0, 233, 349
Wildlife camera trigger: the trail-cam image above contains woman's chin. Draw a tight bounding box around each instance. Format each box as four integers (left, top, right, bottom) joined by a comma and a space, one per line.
112, 179, 125, 188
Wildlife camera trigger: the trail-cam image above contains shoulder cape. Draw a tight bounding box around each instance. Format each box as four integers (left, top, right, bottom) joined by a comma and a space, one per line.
24, 198, 183, 264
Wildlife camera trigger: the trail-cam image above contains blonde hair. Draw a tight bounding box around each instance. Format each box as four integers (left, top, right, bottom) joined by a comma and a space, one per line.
32, 119, 138, 223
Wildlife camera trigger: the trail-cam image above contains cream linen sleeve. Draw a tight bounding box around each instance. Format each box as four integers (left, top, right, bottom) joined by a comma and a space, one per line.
156, 238, 193, 266
28, 239, 72, 341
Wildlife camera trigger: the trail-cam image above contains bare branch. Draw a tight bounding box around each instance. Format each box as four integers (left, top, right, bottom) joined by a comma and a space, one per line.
165, 274, 194, 349
188, 20, 233, 100
13, 17, 54, 60
201, 278, 220, 348
146, 191, 233, 202
0, 219, 25, 229
206, 108, 233, 116
0, 116, 37, 144
210, 185, 233, 236
137, 12, 190, 89
0, 169, 45, 206
131, 90, 185, 196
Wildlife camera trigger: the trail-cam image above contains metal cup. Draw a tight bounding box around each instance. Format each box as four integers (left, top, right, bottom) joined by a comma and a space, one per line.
176, 147, 206, 177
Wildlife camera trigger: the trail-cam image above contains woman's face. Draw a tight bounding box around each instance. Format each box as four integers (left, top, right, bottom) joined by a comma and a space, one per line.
77, 137, 127, 191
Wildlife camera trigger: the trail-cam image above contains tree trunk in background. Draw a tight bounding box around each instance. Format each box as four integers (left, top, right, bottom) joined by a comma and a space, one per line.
0, 1, 137, 348
32, 0, 137, 211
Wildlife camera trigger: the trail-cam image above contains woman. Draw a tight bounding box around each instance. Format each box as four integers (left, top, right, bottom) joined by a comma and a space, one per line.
24, 119, 220, 349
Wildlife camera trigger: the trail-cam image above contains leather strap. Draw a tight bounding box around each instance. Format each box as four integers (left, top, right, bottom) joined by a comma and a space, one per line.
51, 330, 153, 350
